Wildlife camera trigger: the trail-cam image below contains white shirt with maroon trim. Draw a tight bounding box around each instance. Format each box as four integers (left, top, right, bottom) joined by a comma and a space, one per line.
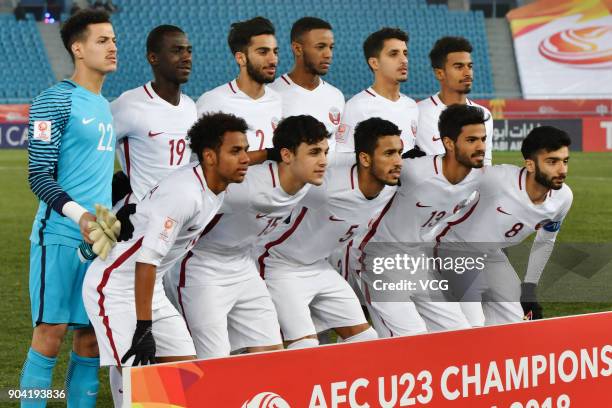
416, 94, 493, 166
335, 87, 418, 153
89, 163, 224, 313
257, 152, 395, 277
112, 82, 196, 202
181, 161, 311, 286
431, 164, 572, 249
195, 79, 282, 151
269, 73, 345, 150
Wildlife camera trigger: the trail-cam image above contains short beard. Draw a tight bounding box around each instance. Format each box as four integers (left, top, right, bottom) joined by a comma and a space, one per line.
455, 148, 483, 169
534, 162, 559, 190
303, 54, 327, 76
246, 59, 274, 84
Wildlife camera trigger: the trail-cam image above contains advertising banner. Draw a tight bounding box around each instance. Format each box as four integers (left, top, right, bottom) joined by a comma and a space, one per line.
0, 105, 29, 123
125, 312, 612, 407
582, 116, 612, 151
492, 119, 582, 151
474, 99, 612, 119
506, 0, 612, 99
0, 123, 28, 148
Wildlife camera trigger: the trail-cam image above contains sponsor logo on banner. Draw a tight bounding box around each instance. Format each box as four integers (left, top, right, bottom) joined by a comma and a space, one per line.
538, 26, 612, 68
492, 119, 582, 151
0, 123, 28, 148
125, 312, 612, 407
582, 117, 612, 152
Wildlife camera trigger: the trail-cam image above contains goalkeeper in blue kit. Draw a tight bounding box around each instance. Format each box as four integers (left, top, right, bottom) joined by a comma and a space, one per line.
20, 10, 117, 408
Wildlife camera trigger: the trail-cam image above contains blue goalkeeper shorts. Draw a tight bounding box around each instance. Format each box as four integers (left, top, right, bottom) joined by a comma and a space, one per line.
29, 243, 91, 327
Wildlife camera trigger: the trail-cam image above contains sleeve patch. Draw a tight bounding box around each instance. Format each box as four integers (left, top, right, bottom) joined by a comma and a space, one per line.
159, 217, 178, 242
33, 121, 52, 142
335, 123, 350, 144
543, 221, 561, 232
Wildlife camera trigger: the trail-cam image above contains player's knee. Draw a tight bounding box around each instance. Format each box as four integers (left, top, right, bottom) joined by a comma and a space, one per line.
32, 324, 67, 356
73, 328, 99, 357
286, 337, 319, 349
341, 327, 378, 343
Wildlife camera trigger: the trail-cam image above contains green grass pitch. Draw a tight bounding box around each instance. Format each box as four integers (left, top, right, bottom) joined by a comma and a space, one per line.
0, 149, 610, 406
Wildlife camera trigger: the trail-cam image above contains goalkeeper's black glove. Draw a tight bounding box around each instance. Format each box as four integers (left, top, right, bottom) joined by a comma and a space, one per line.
265, 147, 282, 162
121, 320, 156, 366
520, 282, 543, 320
115, 203, 136, 242
112, 171, 132, 206
402, 145, 427, 159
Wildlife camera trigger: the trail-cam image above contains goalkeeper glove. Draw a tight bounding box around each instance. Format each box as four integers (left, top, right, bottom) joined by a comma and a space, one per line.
112, 171, 132, 206
265, 146, 282, 162
402, 145, 427, 159
87, 204, 121, 260
121, 320, 156, 366
115, 203, 136, 242
520, 282, 543, 320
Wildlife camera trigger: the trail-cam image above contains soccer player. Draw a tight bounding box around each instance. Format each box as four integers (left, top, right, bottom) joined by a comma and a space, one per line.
336, 28, 418, 154
21, 10, 116, 407
345, 104, 488, 337
416, 36, 493, 165
429, 126, 573, 326
169, 115, 329, 358
82, 113, 250, 405
270, 17, 344, 150
258, 118, 404, 348
196, 16, 282, 151
112, 25, 197, 208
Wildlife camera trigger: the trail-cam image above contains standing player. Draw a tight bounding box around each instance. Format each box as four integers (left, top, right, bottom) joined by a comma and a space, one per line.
270, 17, 344, 150
336, 28, 418, 153
170, 115, 329, 358
346, 104, 488, 337
21, 10, 116, 407
429, 126, 573, 326
112, 25, 197, 208
416, 37, 493, 165
258, 118, 405, 348
196, 16, 282, 151
82, 113, 250, 405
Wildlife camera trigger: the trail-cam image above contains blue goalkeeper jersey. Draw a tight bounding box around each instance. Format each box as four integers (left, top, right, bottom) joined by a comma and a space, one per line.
28, 79, 115, 247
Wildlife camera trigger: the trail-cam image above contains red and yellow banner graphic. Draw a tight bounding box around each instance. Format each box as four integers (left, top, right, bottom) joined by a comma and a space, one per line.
125, 312, 612, 407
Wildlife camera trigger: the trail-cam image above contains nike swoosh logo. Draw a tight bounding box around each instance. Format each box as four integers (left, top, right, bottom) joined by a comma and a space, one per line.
82, 117, 95, 125
432, 136, 441, 141
416, 202, 432, 208
496, 206, 511, 215
187, 226, 199, 231
329, 215, 344, 222
86, 391, 98, 396
148, 131, 164, 137
256, 213, 267, 219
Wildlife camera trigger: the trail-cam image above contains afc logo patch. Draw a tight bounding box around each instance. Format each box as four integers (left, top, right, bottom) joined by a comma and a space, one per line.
335, 123, 350, 143
536, 219, 561, 232
159, 217, 178, 241
328, 107, 341, 126
33, 121, 52, 142
411, 119, 418, 136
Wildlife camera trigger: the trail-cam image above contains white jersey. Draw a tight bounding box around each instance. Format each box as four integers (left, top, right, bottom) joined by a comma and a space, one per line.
269, 74, 345, 150
258, 153, 395, 276
433, 165, 572, 249
195, 79, 282, 151
363, 155, 483, 246
85, 163, 224, 313
335, 87, 418, 153
112, 82, 197, 202
181, 161, 311, 286
416, 94, 493, 166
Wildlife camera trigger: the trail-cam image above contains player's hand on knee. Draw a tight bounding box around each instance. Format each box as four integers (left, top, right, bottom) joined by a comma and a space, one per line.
115, 203, 137, 242
520, 282, 543, 320
121, 320, 156, 366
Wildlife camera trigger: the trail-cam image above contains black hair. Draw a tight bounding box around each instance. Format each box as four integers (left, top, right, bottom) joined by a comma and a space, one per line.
438, 104, 488, 143
60, 9, 111, 60
188, 112, 248, 161
429, 36, 473, 69
272, 115, 329, 153
146, 25, 185, 53
354, 117, 401, 163
521, 126, 571, 160
363, 27, 408, 70
290, 17, 332, 42
228, 16, 275, 54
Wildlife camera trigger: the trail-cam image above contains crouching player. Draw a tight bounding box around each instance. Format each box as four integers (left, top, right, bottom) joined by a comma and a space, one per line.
82, 113, 249, 405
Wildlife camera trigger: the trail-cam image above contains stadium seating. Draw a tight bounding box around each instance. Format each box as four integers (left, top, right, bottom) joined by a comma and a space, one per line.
0, 1, 494, 101
106, 0, 494, 99
0, 14, 55, 102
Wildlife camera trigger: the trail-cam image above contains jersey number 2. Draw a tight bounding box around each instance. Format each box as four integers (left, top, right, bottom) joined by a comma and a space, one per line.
97, 123, 113, 151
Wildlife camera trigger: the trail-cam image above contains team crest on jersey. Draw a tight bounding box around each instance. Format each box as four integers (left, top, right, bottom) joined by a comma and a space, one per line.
33, 121, 52, 142
328, 107, 341, 126
159, 217, 178, 241
536, 219, 561, 232
411, 119, 418, 136
335, 123, 350, 143
271, 117, 279, 131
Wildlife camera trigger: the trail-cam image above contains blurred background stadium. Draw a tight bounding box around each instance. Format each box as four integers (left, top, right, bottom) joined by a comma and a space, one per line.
0, 0, 610, 405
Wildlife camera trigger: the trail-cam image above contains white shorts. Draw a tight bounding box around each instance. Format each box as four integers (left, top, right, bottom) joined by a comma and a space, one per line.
265, 262, 368, 341
178, 275, 282, 359
86, 301, 195, 367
